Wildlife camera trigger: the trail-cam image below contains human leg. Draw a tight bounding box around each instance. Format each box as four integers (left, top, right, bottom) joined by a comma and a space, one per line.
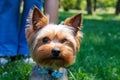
0, 0, 20, 56
18, 0, 43, 56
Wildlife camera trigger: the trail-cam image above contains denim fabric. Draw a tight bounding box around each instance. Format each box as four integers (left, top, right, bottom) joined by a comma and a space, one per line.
0, 0, 43, 56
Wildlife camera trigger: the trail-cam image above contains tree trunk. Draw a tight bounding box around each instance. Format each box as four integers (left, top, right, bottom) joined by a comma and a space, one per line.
93, 0, 97, 11
86, 0, 92, 15
115, 0, 120, 15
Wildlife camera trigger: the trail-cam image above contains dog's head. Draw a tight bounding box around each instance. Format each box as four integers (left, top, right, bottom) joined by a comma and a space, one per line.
26, 7, 83, 69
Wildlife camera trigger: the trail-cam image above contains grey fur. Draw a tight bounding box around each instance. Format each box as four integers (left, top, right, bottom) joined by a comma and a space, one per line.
30, 65, 68, 80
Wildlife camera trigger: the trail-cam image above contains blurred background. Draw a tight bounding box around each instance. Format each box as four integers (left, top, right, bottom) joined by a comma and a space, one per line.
0, 0, 120, 80
60, 0, 120, 15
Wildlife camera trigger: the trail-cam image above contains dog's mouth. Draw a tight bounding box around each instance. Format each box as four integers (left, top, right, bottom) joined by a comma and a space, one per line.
38, 57, 67, 68
50, 57, 63, 60
42, 56, 63, 61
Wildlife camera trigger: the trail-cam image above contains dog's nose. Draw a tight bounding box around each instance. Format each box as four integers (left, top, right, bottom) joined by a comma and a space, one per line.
51, 48, 61, 57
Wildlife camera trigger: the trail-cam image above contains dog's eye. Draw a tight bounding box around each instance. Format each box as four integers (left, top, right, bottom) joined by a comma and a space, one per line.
61, 39, 68, 43
42, 37, 49, 43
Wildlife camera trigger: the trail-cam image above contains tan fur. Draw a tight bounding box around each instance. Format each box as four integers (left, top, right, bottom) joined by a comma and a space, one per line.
26, 7, 49, 48
31, 29, 76, 68
32, 6, 49, 30
26, 7, 83, 80
64, 13, 82, 52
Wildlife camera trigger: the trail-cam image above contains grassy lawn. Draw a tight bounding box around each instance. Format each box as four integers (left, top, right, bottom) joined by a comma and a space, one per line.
0, 11, 120, 80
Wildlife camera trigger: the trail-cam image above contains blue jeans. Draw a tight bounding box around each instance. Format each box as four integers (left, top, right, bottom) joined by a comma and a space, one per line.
0, 0, 43, 56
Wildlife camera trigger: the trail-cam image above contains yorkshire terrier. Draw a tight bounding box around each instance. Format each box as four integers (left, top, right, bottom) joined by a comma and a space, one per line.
26, 7, 83, 80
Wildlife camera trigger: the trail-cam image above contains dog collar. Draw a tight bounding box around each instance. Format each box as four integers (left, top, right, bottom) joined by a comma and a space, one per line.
38, 68, 63, 79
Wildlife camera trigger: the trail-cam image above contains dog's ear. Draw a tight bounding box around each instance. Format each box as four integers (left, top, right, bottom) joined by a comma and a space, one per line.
64, 13, 82, 34
25, 7, 49, 46
32, 6, 49, 31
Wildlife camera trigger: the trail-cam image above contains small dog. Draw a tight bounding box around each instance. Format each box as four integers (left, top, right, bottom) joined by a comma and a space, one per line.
26, 7, 83, 80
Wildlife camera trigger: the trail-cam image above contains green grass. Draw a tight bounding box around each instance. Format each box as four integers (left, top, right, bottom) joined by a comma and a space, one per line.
59, 11, 120, 80
0, 11, 120, 80
0, 61, 32, 80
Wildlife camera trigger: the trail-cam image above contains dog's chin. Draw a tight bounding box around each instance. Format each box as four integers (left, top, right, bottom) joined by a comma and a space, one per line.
37, 57, 72, 69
